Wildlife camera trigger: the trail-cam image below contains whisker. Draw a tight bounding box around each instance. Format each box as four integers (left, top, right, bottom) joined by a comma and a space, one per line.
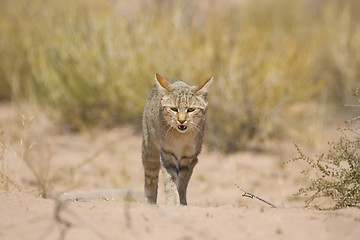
165, 122, 173, 138
190, 122, 203, 136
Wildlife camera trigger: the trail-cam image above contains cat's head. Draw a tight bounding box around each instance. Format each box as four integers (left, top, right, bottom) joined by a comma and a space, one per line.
155, 73, 213, 133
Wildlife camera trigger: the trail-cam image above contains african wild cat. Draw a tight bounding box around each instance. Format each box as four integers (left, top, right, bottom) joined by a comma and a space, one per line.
142, 73, 213, 205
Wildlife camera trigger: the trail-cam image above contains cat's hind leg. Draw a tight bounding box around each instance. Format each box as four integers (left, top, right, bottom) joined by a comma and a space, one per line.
142, 147, 160, 204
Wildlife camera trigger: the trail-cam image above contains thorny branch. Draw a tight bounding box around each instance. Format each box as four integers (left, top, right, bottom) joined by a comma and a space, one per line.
53, 196, 72, 240
154, 205, 217, 240
50, 193, 112, 240
235, 184, 277, 208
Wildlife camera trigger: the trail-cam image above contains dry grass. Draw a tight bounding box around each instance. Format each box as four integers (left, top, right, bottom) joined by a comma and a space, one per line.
0, 130, 22, 191
0, 114, 52, 196
1, 0, 359, 151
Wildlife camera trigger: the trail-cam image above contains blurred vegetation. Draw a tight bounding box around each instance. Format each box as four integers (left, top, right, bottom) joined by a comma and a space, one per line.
0, 0, 359, 152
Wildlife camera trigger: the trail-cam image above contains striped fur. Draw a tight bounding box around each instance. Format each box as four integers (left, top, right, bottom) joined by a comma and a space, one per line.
142, 74, 213, 205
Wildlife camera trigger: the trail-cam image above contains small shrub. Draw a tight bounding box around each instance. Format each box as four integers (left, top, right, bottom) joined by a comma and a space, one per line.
293, 129, 360, 210
291, 91, 360, 210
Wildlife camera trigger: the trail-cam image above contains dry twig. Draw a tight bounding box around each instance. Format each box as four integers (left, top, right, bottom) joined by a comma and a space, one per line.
235, 184, 277, 208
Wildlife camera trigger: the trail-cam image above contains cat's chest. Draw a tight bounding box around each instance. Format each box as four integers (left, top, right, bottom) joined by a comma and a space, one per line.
162, 131, 197, 160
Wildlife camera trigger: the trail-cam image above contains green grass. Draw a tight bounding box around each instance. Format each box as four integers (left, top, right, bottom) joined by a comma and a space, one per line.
0, 0, 359, 151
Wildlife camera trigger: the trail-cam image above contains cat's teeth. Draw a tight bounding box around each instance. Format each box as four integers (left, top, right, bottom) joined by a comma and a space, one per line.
178, 125, 187, 131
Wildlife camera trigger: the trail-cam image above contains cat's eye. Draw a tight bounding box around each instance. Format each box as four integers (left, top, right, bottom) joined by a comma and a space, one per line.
187, 108, 195, 113
170, 107, 178, 112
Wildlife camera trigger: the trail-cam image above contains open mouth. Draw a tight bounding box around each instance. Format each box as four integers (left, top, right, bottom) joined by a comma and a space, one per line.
177, 125, 188, 131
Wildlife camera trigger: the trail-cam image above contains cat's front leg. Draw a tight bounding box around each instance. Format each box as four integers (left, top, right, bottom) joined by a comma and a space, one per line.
178, 157, 198, 205
160, 149, 180, 205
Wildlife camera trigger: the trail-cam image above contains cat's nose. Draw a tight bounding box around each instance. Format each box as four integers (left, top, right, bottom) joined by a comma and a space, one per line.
178, 120, 186, 124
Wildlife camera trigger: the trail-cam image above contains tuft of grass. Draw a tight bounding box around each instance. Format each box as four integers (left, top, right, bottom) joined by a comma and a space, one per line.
1, 0, 360, 151
0, 115, 53, 197
19, 115, 53, 198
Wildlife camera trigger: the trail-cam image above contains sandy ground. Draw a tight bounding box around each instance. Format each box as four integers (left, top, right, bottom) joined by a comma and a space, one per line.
0, 103, 359, 240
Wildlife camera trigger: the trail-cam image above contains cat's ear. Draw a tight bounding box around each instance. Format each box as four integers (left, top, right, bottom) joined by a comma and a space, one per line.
195, 76, 214, 97
155, 73, 174, 92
